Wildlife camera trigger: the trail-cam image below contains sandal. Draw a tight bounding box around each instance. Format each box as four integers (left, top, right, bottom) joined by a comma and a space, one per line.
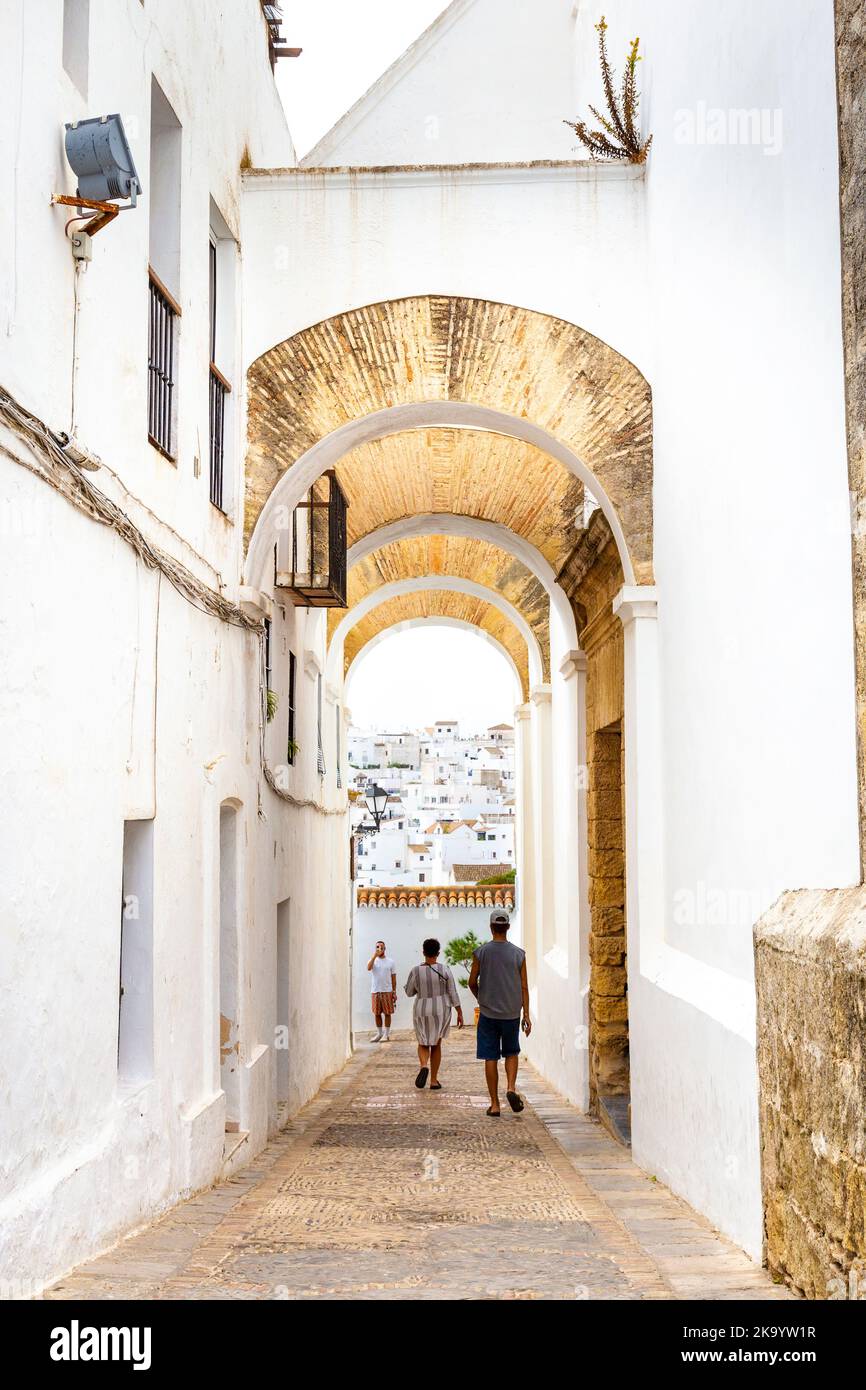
430, 1082, 442, 1090
506, 1091, 524, 1113
415, 1066, 429, 1089
486, 1106, 501, 1117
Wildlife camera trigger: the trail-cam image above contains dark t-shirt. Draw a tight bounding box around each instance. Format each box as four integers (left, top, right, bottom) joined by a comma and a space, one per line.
473, 939, 526, 1019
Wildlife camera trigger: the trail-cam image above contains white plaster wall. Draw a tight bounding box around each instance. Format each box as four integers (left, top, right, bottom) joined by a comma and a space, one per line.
304, 0, 579, 167
241, 163, 648, 372
0, 1, 353, 1292
0, 447, 350, 1288
241, 0, 859, 1256
0, 0, 295, 600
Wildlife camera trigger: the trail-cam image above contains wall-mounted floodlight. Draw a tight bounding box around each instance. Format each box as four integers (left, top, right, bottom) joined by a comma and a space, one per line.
54, 114, 142, 237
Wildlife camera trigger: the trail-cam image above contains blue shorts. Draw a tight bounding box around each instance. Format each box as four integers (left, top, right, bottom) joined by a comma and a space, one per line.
476, 1013, 521, 1061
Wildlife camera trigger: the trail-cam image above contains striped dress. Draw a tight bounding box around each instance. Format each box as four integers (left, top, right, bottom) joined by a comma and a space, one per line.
404, 961, 461, 1046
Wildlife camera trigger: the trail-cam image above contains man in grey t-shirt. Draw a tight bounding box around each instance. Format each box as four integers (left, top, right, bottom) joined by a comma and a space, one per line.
468, 909, 531, 1116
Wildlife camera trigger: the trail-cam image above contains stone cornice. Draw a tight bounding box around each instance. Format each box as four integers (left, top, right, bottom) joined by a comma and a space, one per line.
559, 650, 588, 681
613, 585, 659, 627
238, 587, 273, 621
555, 509, 617, 599
244, 162, 647, 193
581, 606, 620, 658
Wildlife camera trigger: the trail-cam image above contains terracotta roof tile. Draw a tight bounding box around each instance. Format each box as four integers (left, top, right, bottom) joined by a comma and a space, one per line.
451, 863, 513, 883
357, 884, 515, 911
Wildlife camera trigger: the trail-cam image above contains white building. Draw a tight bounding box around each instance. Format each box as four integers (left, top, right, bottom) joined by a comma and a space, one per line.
2, 0, 863, 1297
348, 719, 515, 886
0, 0, 352, 1292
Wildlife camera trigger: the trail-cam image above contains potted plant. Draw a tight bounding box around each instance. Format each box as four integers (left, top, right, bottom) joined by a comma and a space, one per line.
444, 931, 482, 1025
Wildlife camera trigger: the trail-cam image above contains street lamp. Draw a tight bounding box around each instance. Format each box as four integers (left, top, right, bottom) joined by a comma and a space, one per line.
364, 783, 388, 832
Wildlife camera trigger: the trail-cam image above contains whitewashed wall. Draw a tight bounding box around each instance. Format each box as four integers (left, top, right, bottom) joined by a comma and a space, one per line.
303, 0, 579, 167
242, 0, 858, 1256
0, 0, 352, 1293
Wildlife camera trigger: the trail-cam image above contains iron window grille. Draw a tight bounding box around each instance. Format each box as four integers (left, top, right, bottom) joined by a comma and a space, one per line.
208, 239, 231, 510
264, 618, 272, 695
316, 675, 326, 777
286, 650, 296, 764
209, 365, 230, 508
279, 470, 348, 607
335, 704, 342, 789
147, 266, 179, 459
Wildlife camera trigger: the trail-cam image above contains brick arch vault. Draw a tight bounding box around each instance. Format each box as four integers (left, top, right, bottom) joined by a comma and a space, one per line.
243, 295, 653, 592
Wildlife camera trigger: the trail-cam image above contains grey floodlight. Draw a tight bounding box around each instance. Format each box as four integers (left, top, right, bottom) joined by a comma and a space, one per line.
64, 114, 141, 207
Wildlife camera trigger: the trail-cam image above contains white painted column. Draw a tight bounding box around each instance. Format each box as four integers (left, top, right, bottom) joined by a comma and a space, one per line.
530, 684, 554, 959
514, 703, 536, 977
613, 586, 664, 974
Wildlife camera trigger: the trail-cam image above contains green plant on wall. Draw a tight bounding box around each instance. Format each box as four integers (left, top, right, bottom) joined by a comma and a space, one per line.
564, 16, 652, 164
266, 688, 279, 723
444, 930, 482, 988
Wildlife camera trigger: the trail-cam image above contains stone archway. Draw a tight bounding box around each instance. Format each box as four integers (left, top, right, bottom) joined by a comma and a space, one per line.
244, 293, 657, 1135
338, 587, 535, 702
345, 616, 525, 709
347, 514, 580, 652
333, 539, 552, 681
245, 296, 653, 587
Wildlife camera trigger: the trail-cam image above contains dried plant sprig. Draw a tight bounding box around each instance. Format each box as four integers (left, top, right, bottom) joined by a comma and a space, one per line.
564, 17, 653, 164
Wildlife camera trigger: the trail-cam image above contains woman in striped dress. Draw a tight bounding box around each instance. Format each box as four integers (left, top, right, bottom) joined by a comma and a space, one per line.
404, 937, 464, 1090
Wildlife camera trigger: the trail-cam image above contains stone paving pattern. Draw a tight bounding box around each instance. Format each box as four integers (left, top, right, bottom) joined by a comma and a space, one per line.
44, 1032, 793, 1301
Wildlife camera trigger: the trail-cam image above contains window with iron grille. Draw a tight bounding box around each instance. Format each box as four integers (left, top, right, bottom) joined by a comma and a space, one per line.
316, 674, 326, 777
208, 232, 232, 510
148, 268, 179, 458
148, 79, 181, 461
335, 703, 342, 789
286, 650, 296, 764
277, 471, 348, 607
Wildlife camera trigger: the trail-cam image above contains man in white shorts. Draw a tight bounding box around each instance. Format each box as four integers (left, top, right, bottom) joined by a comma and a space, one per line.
367, 939, 397, 1041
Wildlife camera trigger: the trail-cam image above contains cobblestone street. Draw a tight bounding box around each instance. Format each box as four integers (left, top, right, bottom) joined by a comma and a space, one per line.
44, 1032, 792, 1301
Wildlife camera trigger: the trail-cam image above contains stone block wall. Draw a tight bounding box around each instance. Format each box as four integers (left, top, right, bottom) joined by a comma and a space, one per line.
754, 887, 866, 1298
835, 0, 866, 867
588, 724, 628, 1106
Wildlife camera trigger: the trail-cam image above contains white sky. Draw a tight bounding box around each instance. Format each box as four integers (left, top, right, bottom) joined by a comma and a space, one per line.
276, 0, 447, 158
347, 628, 518, 733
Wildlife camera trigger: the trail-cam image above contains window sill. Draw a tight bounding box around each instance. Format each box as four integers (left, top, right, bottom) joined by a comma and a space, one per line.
148, 435, 177, 466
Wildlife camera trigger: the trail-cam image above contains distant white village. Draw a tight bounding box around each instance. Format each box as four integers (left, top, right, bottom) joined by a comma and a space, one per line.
348, 719, 516, 889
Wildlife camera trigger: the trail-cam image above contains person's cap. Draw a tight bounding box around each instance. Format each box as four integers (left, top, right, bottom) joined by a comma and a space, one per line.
490, 909, 510, 928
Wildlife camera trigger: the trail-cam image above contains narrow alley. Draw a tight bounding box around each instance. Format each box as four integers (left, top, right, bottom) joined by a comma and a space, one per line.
43, 1034, 791, 1302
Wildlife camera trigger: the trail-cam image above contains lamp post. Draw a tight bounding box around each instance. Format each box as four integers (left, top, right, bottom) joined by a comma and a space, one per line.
364, 782, 388, 833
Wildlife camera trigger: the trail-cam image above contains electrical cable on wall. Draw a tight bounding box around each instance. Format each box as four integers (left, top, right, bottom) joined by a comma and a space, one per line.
0, 383, 258, 632
0, 381, 345, 820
